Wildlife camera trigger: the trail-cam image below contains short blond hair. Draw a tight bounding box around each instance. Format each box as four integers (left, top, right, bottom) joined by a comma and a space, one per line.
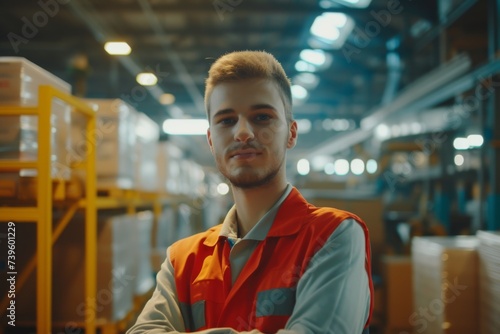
204, 51, 292, 122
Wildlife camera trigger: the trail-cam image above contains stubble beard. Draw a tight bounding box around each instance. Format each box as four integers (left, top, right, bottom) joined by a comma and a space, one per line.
217, 154, 285, 189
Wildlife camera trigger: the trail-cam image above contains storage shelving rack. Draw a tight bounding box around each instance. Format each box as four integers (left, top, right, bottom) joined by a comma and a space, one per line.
0, 86, 98, 334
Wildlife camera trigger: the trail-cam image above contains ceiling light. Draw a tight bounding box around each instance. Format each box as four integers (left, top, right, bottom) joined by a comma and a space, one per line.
291, 85, 308, 100
375, 124, 390, 140
300, 49, 327, 66
467, 134, 484, 147
217, 183, 230, 195
162, 119, 208, 135
309, 13, 355, 49
293, 73, 320, 89
454, 154, 465, 166
351, 159, 365, 175
160, 93, 175, 105
328, 0, 372, 8
334, 159, 349, 176
324, 162, 335, 175
296, 119, 312, 134
297, 159, 311, 176
104, 41, 131, 55
312, 155, 333, 171
366, 159, 378, 174
453, 137, 469, 150
295, 60, 318, 72
136, 72, 158, 86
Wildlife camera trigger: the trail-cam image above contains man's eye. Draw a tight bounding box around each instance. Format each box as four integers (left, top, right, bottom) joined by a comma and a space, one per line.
219, 118, 236, 125
255, 114, 271, 122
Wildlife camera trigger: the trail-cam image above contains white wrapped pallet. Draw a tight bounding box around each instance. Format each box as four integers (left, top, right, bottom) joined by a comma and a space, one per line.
477, 231, 500, 334
74, 98, 137, 189
133, 210, 155, 295
134, 112, 159, 192
157, 141, 183, 194
412, 236, 479, 334
0, 57, 72, 179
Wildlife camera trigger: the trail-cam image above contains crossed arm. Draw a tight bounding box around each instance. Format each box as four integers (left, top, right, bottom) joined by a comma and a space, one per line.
126, 219, 370, 334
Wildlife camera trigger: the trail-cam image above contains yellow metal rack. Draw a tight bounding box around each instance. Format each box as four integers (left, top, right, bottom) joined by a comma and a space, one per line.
0, 86, 97, 334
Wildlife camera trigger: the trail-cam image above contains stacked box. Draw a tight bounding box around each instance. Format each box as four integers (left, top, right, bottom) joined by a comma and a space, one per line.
0, 57, 72, 179
73, 99, 137, 189
133, 210, 155, 295
179, 159, 205, 196
382, 255, 413, 333
134, 112, 159, 192
477, 231, 500, 334
157, 141, 183, 194
13, 213, 136, 322
412, 236, 479, 334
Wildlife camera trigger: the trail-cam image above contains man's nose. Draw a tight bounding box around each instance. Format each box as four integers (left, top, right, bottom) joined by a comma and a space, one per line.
234, 119, 255, 143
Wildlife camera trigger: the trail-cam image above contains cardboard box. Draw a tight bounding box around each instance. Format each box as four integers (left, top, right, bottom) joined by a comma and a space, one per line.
412, 236, 479, 334
382, 255, 413, 332
477, 231, 500, 334
10, 213, 136, 323
0, 57, 72, 179
73, 99, 137, 189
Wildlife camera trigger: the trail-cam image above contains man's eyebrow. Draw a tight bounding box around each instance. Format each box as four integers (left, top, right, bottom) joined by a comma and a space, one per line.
213, 108, 234, 118
250, 104, 277, 111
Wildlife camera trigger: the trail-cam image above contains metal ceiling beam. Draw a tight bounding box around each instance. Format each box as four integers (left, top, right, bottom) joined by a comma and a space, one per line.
137, 0, 205, 114
66, 0, 174, 116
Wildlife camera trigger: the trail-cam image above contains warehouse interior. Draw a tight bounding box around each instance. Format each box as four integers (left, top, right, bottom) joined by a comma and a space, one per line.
0, 0, 500, 333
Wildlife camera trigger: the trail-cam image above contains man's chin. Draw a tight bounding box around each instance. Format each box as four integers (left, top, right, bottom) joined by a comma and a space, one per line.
227, 170, 278, 189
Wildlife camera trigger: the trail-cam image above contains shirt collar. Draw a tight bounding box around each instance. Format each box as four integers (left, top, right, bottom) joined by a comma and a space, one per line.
219, 184, 293, 241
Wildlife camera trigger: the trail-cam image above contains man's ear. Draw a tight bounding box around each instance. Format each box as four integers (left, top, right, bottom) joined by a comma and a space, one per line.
287, 120, 298, 149
207, 128, 214, 154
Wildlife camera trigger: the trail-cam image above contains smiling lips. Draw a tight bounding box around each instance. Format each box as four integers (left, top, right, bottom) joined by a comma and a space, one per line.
230, 149, 261, 160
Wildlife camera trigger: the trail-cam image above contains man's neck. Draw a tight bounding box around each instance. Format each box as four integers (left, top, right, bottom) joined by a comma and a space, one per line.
231, 177, 288, 238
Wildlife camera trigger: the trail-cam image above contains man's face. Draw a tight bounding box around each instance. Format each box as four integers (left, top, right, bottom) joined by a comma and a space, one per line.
207, 78, 297, 189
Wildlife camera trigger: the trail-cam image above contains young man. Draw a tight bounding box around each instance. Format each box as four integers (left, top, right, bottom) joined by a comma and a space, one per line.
127, 51, 373, 333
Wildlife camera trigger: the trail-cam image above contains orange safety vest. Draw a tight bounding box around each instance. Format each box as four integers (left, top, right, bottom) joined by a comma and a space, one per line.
170, 188, 374, 333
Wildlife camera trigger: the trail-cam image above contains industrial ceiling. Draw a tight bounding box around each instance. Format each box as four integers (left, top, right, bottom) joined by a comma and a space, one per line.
0, 0, 489, 172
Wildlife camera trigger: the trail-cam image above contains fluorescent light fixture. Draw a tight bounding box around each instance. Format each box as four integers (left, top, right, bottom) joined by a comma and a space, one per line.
300, 49, 327, 66
160, 93, 175, 105
162, 119, 208, 135
328, 0, 372, 8
291, 85, 308, 100
104, 41, 131, 55
136, 72, 158, 86
453, 137, 469, 150
350, 159, 365, 175
467, 134, 484, 147
297, 159, 311, 176
309, 13, 355, 49
295, 60, 318, 72
296, 119, 312, 134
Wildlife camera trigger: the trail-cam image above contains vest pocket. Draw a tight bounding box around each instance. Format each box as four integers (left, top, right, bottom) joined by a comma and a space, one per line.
255, 287, 296, 317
